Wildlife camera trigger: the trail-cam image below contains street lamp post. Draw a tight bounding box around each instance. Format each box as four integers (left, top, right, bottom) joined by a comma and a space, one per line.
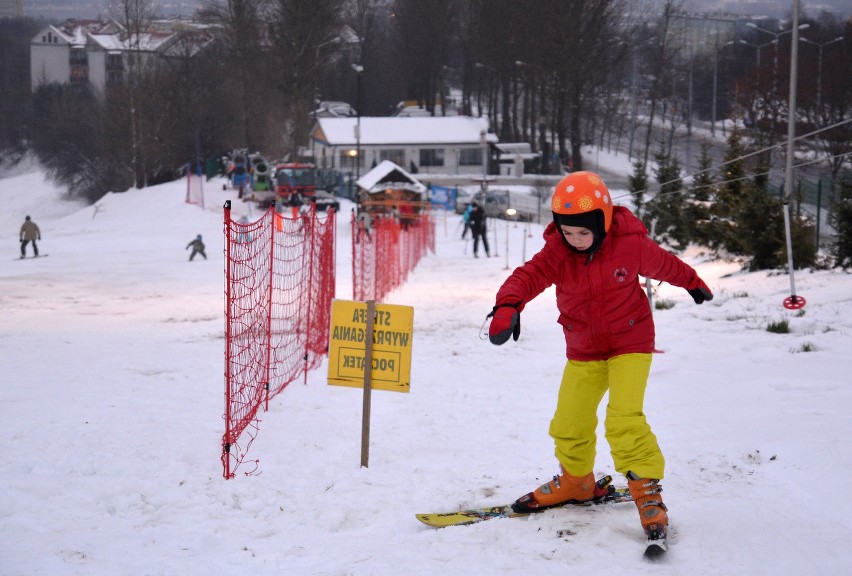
352, 64, 364, 182
314, 37, 342, 106
735, 38, 775, 128
504, 208, 516, 270
711, 31, 719, 137
627, 37, 655, 160
628, 42, 640, 159
479, 128, 488, 181
799, 35, 844, 112
746, 21, 810, 130
737, 39, 774, 91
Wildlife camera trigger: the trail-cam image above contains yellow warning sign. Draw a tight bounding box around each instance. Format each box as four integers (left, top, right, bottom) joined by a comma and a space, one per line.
328, 300, 413, 393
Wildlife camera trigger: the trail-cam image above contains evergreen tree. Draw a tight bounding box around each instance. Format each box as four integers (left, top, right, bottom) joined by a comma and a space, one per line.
830, 180, 852, 268
738, 180, 816, 271
712, 122, 748, 254
645, 141, 687, 249
686, 141, 716, 247
738, 183, 786, 271
629, 159, 648, 218
751, 131, 772, 192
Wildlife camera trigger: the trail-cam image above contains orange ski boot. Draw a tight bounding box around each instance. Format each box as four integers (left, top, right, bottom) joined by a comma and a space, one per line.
511, 468, 596, 513
627, 471, 669, 539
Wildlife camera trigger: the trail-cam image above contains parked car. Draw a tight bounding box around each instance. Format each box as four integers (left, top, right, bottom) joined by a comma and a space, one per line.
311, 190, 340, 212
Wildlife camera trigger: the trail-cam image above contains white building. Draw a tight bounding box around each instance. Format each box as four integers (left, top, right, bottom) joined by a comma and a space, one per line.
30, 19, 214, 94
309, 116, 498, 178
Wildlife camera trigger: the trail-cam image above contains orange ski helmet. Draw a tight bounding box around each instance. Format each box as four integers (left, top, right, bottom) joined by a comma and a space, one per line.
551, 171, 613, 233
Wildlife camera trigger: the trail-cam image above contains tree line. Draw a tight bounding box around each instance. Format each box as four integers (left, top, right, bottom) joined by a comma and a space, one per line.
0, 0, 850, 267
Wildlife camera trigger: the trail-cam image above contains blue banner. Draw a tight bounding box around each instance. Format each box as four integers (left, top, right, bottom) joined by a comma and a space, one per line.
428, 185, 457, 210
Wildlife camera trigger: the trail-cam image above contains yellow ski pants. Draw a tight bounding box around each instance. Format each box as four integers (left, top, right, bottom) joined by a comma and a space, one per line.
549, 353, 665, 479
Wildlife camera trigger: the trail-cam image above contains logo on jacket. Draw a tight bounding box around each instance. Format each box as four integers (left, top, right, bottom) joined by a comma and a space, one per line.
613, 267, 628, 283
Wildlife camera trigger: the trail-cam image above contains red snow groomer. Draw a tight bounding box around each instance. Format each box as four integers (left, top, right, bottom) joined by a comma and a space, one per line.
274, 162, 318, 203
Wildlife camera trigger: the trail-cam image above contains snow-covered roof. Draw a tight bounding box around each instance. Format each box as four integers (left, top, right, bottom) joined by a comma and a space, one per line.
495, 142, 540, 161
32, 19, 125, 47
33, 18, 212, 56
314, 101, 357, 118
314, 116, 497, 147
356, 160, 427, 194
89, 32, 173, 52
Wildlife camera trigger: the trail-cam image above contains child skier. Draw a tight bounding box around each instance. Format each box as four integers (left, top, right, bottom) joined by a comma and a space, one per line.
186, 234, 207, 261
486, 171, 713, 551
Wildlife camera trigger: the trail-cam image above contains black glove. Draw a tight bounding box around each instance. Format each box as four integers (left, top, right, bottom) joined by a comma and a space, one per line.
687, 278, 713, 304
488, 302, 521, 345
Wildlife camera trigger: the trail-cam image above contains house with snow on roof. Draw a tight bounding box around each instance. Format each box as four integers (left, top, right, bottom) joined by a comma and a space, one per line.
30, 18, 214, 94
308, 116, 499, 179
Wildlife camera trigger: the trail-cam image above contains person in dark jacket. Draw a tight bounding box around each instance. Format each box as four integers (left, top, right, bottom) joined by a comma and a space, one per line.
20, 215, 41, 258
186, 234, 207, 261
486, 171, 713, 545
469, 201, 490, 258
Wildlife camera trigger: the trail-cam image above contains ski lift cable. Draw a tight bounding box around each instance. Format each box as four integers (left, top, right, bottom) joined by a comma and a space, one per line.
621, 149, 851, 203
611, 117, 852, 202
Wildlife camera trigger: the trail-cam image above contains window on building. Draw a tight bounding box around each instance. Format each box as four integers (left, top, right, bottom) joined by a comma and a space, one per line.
459, 148, 482, 166
70, 49, 87, 65
107, 70, 123, 86
107, 53, 123, 70
70, 65, 87, 82
379, 148, 405, 166
419, 148, 445, 167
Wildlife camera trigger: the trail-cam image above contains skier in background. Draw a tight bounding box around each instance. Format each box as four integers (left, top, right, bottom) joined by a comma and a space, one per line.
469, 201, 489, 258
19, 215, 41, 258
486, 171, 714, 548
288, 190, 303, 219
186, 234, 207, 261
461, 202, 473, 239
355, 206, 372, 243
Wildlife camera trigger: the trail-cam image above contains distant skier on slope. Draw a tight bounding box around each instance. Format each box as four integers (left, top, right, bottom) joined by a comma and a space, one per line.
486, 171, 714, 556
186, 234, 207, 261
469, 201, 489, 258
20, 215, 41, 258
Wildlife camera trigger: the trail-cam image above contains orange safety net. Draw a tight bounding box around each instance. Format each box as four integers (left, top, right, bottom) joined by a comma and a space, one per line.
222, 201, 336, 479
352, 212, 435, 302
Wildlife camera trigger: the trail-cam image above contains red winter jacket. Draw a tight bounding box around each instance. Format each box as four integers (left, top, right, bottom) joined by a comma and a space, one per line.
495, 206, 703, 361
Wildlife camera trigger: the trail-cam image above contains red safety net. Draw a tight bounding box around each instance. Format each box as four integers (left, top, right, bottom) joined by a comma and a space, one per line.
222, 201, 336, 479
352, 211, 435, 302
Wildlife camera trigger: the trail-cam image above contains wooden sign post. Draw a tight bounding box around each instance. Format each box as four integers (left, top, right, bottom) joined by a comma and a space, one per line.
328, 299, 414, 467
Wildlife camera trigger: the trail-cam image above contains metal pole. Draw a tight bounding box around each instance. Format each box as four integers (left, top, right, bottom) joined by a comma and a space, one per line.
353, 64, 364, 183
628, 44, 638, 159
480, 129, 487, 180
782, 0, 802, 307
360, 299, 375, 468
816, 180, 822, 247
712, 32, 718, 138
646, 220, 656, 311
504, 218, 510, 270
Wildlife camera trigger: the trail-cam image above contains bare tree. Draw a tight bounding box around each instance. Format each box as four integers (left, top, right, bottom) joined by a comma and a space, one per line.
200, 0, 270, 152
269, 0, 345, 156
562, 0, 629, 171
639, 0, 683, 169
391, 0, 460, 115
110, 0, 157, 188
0, 18, 42, 157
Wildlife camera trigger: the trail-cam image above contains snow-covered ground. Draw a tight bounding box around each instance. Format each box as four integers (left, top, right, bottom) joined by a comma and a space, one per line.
2, 151, 851, 575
